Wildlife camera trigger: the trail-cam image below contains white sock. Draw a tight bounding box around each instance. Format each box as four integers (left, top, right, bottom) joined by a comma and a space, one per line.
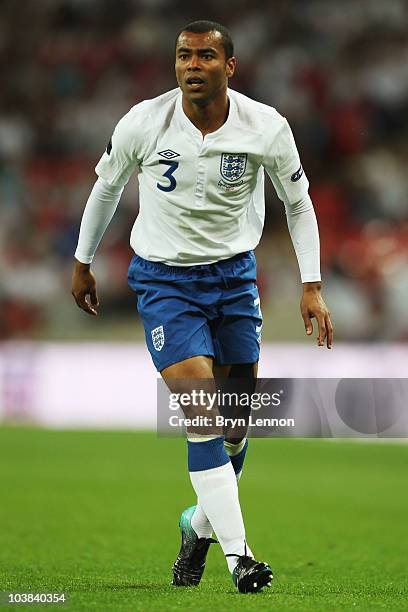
192, 438, 248, 540
189, 461, 253, 572
191, 503, 214, 539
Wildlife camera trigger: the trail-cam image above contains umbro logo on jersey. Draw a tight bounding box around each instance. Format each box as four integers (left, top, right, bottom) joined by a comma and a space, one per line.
158, 149, 180, 159
151, 325, 165, 351
220, 153, 247, 183
291, 165, 303, 182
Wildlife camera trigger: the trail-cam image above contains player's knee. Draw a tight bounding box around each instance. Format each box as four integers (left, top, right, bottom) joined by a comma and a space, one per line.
224, 436, 245, 445
228, 363, 257, 398
162, 355, 214, 380
229, 363, 256, 379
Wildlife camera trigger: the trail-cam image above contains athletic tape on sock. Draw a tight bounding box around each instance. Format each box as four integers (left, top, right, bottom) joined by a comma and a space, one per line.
225, 439, 248, 476
224, 438, 247, 456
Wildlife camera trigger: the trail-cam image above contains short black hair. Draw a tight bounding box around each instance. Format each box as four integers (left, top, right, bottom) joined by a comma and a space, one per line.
175, 20, 234, 60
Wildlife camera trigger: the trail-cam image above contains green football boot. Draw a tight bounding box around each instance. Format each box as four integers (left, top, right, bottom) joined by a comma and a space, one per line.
172, 505, 216, 587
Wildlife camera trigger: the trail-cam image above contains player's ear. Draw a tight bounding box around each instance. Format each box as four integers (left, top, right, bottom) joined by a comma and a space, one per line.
226, 57, 236, 78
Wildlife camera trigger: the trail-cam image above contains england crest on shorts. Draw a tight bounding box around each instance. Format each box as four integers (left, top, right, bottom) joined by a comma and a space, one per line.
151, 325, 165, 351
220, 153, 247, 183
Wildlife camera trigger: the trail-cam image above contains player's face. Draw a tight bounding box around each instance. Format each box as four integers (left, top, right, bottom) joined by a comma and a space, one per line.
175, 31, 236, 105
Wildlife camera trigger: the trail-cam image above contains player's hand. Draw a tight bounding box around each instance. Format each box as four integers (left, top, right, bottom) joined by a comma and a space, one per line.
300, 282, 333, 348
71, 259, 99, 316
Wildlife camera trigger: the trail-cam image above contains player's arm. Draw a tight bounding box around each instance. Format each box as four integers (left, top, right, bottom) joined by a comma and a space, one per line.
284, 194, 333, 349
264, 118, 333, 348
72, 178, 124, 315
72, 109, 141, 316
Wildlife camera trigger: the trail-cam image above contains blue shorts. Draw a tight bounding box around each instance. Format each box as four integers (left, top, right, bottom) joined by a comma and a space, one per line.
127, 251, 262, 372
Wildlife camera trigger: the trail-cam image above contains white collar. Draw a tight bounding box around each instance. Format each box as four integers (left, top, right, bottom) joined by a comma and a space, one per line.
175, 89, 236, 141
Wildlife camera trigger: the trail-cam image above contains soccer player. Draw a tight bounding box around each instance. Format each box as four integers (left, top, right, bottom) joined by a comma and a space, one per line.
72, 20, 333, 593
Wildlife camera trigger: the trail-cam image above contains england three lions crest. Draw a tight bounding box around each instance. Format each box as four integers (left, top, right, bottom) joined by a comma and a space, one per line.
220, 153, 247, 183
151, 325, 165, 351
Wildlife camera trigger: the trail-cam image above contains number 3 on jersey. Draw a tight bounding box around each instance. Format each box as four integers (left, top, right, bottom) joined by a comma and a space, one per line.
157, 160, 179, 192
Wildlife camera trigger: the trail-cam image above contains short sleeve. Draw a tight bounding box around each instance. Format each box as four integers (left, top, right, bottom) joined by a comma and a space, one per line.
95, 106, 144, 188
263, 118, 309, 206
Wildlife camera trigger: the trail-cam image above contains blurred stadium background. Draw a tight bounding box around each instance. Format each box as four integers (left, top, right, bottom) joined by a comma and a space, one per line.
1, 0, 408, 427
1, 3, 408, 608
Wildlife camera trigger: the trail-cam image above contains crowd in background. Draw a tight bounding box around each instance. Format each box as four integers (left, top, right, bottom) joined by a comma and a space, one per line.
1, 0, 407, 340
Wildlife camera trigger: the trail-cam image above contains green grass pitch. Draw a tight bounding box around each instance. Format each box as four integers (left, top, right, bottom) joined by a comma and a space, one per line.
0, 428, 407, 611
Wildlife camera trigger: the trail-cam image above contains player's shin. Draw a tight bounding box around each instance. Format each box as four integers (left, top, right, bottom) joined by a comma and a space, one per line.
192, 437, 249, 536
224, 437, 248, 481
188, 436, 253, 573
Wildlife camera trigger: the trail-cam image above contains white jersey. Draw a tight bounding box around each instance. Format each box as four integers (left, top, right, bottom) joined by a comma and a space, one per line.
95, 87, 310, 266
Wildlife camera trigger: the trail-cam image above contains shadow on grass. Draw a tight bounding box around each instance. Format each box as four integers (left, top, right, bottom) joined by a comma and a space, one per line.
97, 582, 275, 599
93, 582, 198, 592
96, 582, 244, 596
